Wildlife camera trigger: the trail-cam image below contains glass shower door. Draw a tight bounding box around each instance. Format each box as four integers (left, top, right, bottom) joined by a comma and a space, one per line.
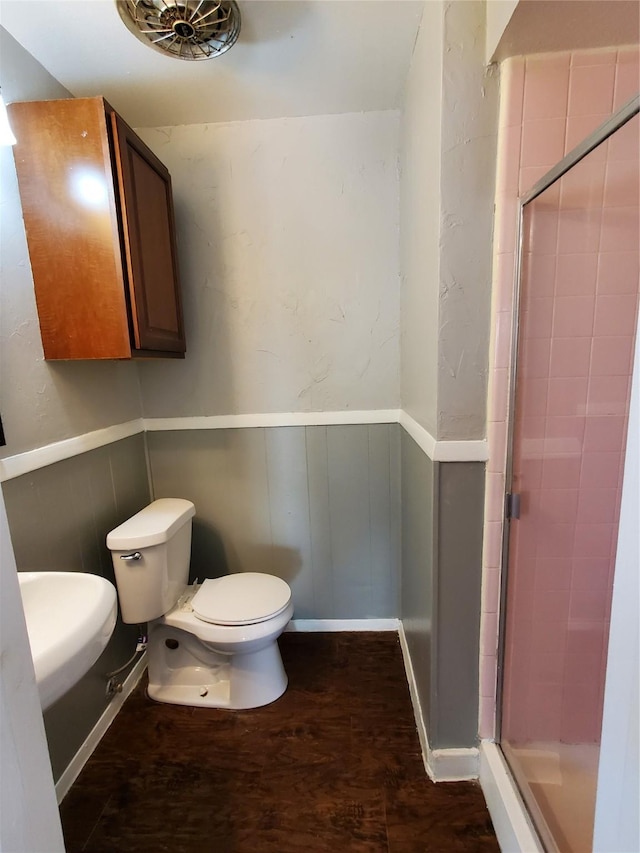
499, 111, 639, 851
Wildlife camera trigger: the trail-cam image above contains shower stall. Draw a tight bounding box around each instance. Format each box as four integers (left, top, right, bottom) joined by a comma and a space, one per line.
497, 94, 639, 852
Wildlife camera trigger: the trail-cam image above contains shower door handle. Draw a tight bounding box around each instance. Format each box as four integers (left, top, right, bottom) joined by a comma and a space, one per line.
506, 493, 521, 520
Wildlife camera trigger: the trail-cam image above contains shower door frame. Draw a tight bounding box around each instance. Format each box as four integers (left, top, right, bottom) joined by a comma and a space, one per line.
495, 92, 640, 742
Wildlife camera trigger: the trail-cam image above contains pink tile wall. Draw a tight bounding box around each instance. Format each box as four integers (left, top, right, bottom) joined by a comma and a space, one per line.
505, 141, 638, 744
480, 46, 640, 740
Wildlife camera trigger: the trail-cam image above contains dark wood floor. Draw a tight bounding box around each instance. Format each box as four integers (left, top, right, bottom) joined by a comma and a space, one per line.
60, 633, 499, 852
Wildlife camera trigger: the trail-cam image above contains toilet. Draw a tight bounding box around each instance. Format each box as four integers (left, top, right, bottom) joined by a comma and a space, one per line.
106, 498, 293, 709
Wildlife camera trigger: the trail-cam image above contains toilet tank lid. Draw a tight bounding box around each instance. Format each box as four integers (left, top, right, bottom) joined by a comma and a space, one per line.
106, 499, 195, 550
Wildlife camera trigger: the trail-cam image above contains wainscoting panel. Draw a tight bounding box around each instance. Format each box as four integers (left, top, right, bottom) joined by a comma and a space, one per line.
305, 426, 335, 616
147, 425, 400, 619
434, 461, 485, 748
400, 428, 436, 738
266, 426, 315, 616
1, 433, 151, 781
400, 430, 486, 751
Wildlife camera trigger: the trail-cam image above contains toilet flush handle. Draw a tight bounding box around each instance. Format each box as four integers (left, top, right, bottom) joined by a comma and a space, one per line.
120, 552, 142, 561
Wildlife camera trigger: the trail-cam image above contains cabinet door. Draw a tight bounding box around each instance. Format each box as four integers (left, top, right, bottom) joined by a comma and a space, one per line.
110, 112, 185, 354
9, 98, 133, 359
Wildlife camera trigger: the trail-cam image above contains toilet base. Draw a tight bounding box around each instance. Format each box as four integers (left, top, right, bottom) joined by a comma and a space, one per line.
147, 622, 288, 709
148, 679, 232, 708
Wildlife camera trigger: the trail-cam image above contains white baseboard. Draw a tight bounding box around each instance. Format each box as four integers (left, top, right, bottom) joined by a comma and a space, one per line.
398, 622, 431, 777
479, 741, 544, 853
55, 653, 147, 804
285, 618, 400, 632
398, 623, 479, 782
429, 747, 480, 781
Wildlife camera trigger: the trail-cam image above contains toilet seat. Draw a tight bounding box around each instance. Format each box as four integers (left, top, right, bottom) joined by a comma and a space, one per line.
191, 573, 291, 626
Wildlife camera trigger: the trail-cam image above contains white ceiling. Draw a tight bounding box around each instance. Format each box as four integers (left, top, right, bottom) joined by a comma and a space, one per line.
0, 0, 424, 127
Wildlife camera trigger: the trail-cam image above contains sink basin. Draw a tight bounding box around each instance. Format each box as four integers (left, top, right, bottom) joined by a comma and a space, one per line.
18, 571, 117, 711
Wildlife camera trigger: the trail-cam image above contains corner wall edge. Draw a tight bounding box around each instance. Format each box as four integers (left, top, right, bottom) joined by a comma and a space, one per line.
398, 622, 479, 782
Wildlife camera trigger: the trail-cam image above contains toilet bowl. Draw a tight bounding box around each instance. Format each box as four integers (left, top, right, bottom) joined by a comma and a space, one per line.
107, 499, 293, 710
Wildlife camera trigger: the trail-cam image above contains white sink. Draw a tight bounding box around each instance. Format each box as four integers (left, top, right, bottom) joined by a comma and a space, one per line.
18, 571, 117, 711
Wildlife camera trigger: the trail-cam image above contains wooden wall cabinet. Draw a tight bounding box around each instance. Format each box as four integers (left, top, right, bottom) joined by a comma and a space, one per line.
9, 97, 186, 359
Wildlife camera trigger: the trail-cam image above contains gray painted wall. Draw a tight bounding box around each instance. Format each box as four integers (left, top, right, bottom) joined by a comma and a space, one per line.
400, 430, 485, 749
147, 425, 401, 619
0, 12, 492, 789
0, 28, 143, 458
432, 461, 485, 748
1, 423, 484, 784
136, 111, 400, 419
399, 1, 442, 439
398, 0, 493, 746
401, 430, 436, 734
2, 434, 150, 780
436, 1, 498, 440
400, 1, 498, 440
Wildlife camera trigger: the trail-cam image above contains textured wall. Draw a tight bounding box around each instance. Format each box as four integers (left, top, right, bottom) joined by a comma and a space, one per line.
147, 425, 400, 619
437, 1, 498, 440
399, 1, 442, 439
400, 2, 498, 441
0, 29, 143, 457
2, 434, 151, 781
398, 0, 494, 748
485, 0, 519, 62
136, 111, 400, 418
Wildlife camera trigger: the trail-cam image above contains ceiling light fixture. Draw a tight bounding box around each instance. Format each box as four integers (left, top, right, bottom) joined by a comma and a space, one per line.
116, 0, 241, 61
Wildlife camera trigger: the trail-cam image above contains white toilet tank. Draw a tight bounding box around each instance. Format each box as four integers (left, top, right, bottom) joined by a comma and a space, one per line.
107, 499, 196, 624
